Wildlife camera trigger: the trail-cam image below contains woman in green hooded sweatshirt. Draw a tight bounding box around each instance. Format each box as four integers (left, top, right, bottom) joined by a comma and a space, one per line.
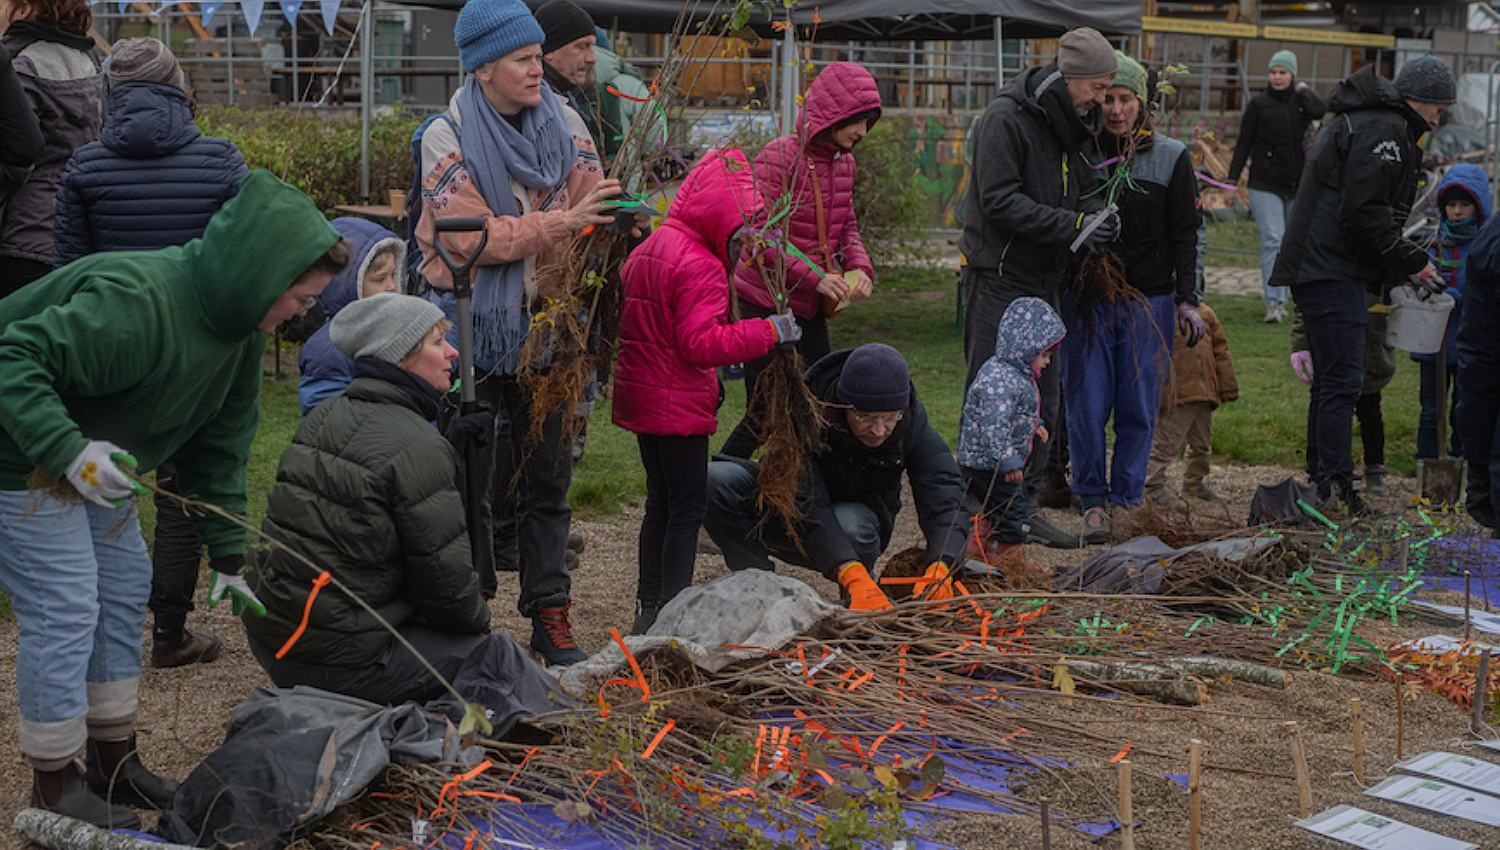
0, 169, 349, 828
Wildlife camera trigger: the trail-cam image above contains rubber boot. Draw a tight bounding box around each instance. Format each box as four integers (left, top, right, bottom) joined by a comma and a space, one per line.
86, 736, 178, 810
32, 759, 140, 829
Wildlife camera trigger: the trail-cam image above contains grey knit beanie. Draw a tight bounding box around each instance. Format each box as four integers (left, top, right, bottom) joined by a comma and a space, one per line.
836, 343, 910, 412
1057, 28, 1118, 79
106, 37, 186, 91
1395, 56, 1456, 105
330, 293, 445, 365
1268, 49, 1298, 77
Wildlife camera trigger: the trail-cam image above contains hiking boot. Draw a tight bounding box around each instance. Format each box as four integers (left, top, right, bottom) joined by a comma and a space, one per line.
1183, 481, 1224, 502
1363, 464, 1389, 496
1081, 506, 1112, 545
1147, 485, 1187, 511
1038, 468, 1073, 510
1026, 513, 1082, 549
32, 760, 139, 829
566, 530, 586, 553
150, 627, 222, 669
629, 599, 661, 636
1316, 478, 1373, 519
85, 736, 177, 810
531, 604, 587, 666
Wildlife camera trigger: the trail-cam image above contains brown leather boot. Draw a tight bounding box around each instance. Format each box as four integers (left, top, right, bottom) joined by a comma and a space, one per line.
85, 736, 178, 810
150, 627, 223, 669
32, 758, 140, 829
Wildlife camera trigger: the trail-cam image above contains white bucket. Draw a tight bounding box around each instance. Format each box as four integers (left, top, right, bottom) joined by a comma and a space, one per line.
1386, 286, 1455, 355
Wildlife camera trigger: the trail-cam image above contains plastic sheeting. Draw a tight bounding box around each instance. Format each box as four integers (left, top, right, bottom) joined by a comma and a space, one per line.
1054, 535, 1282, 595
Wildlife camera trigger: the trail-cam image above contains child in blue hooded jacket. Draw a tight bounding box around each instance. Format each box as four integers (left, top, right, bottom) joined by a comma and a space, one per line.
958, 297, 1068, 573
1416, 163, 1490, 460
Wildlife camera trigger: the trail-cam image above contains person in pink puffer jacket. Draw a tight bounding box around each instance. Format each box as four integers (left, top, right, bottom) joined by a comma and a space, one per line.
613, 149, 800, 634
720, 61, 883, 458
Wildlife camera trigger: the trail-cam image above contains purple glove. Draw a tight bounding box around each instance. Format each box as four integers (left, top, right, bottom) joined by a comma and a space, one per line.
1177, 303, 1206, 348
1410, 264, 1445, 299
1290, 351, 1314, 385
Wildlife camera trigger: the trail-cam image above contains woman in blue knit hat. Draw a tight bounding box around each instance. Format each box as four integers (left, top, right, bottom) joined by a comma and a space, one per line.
1227, 49, 1325, 323
412, 0, 624, 666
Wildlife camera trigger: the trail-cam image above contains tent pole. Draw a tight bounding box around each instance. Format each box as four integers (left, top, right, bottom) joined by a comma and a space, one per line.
993, 16, 1003, 87
779, 23, 797, 133
360, 0, 373, 200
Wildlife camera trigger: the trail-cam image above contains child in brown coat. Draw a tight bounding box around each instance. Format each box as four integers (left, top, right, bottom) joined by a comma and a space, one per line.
1146, 302, 1238, 506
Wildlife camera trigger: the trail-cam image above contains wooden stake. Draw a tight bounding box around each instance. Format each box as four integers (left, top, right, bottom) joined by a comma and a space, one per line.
1465, 570, 1473, 643
1039, 797, 1052, 850
1285, 721, 1313, 818
1187, 739, 1203, 850
1350, 698, 1365, 785
1473, 652, 1492, 736
1395, 676, 1406, 760
1118, 759, 1135, 850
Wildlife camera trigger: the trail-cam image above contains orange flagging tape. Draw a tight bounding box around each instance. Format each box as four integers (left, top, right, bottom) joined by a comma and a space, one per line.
275, 570, 332, 659
847, 671, 875, 691
1109, 741, 1133, 763
642, 719, 676, 759
431, 759, 493, 820
869, 720, 905, 755
752, 724, 768, 774
606, 83, 652, 103
999, 727, 1028, 744
505, 747, 538, 787
596, 689, 611, 718
609, 627, 652, 702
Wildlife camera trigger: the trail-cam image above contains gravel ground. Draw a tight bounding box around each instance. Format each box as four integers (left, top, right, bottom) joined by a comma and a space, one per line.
0, 458, 1494, 849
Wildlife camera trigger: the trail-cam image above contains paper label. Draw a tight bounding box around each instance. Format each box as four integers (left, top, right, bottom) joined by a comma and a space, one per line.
1296, 805, 1477, 850
1395, 751, 1500, 796
1366, 775, 1500, 826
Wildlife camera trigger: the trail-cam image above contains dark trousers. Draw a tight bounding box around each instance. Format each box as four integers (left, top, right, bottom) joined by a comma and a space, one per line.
636, 434, 709, 608
1457, 371, 1500, 529
703, 460, 884, 580
962, 269, 1063, 493
148, 464, 204, 637
1305, 392, 1384, 474
720, 304, 831, 459
1417, 359, 1462, 460
0, 256, 52, 300
476, 376, 573, 617
961, 467, 1031, 544
247, 624, 493, 705
1297, 281, 1367, 484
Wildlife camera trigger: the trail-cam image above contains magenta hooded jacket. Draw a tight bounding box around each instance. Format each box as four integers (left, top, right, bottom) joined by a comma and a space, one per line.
734, 62, 883, 319
612, 150, 778, 436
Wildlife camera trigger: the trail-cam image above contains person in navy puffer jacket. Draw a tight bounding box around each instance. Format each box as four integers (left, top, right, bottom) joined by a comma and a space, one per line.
51, 37, 245, 268
297, 217, 406, 415
45, 38, 247, 673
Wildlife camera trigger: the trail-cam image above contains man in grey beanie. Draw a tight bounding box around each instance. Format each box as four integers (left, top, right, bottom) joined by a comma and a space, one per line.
105, 37, 186, 92
956, 26, 1117, 542
1269, 56, 1453, 517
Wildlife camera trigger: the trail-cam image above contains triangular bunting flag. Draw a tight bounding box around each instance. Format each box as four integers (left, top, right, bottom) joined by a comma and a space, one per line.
200, 0, 223, 26
318, 0, 340, 35
241, 0, 266, 34
280, 0, 303, 26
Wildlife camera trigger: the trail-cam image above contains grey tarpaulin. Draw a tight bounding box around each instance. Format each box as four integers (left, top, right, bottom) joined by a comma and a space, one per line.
157, 687, 483, 849
1053, 535, 1282, 595
1248, 476, 1321, 527
557, 569, 839, 700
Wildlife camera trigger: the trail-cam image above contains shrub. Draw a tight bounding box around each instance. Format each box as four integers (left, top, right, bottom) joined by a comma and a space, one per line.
851, 119, 929, 264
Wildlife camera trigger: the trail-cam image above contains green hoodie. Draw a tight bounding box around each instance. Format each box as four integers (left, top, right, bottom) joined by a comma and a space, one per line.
0, 170, 339, 557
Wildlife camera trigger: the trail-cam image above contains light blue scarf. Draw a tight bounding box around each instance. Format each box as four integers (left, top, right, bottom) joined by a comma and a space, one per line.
457, 79, 577, 373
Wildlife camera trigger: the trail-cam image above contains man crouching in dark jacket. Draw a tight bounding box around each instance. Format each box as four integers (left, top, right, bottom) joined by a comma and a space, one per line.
703, 344, 970, 612
1270, 57, 1454, 515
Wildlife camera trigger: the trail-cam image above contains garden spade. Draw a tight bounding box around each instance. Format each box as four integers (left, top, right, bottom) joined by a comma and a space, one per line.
1418, 333, 1465, 505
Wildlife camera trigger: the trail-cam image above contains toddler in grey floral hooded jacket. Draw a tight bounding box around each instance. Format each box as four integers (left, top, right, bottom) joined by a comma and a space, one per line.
958, 296, 1067, 475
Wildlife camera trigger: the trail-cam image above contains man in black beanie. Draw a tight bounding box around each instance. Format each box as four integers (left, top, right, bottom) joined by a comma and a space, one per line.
534, 0, 601, 146
703, 344, 970, 613
1270, 56, 1453, 516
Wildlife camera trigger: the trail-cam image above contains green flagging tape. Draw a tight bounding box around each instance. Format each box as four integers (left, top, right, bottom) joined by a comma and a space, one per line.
1297, 498, 1340, 530
1184, 616, 1214, 637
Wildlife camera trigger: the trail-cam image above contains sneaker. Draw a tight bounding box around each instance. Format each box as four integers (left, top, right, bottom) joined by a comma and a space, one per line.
1264, 302, 1285, 323
150, 628, 222, 669
1026, 513, 1082, 549
1081, 506, 1112, 545
1147, 485, 1187, 511
1038, 468, 1073, 510
531, 604, 587, 666
1363, 464, 1389, 496
1183, 482, 1224, 502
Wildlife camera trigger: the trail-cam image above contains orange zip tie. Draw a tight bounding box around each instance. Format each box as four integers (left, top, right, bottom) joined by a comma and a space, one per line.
999, 727, 1028, 745
980, 612, 994, 645
868, 720, 904, 756
796, 643, 810, 679
811, 768, 835, 785
1109, 741, 1133, 762
609, 627, 652, 703
606, 84, 652, 103
460, 790, 521, 803
641, 718, 676, 759
596, 689, 610, 718
753, 724, 768, 774
275, 570, 332, 659
846, 671, 875, 691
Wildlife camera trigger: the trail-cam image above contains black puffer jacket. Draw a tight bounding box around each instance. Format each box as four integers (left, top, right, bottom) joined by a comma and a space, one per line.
959, 63, 1105, 300
1269, 66, 1431, 292
1227, 84, 1326, 197
52, 81, 246, 267
796, 349, 969, 575
245, 369, 490, 669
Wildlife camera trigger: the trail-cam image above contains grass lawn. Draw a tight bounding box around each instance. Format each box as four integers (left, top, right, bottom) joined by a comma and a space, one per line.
1203, 219, 1262, 270
154, 265, 1420, 537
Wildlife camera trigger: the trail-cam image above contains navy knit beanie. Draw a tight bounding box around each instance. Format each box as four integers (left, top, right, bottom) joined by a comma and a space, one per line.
535, 0, 595, 55
1395, 56, 1457, 105
837, 344, 911, 412
455, 0, 545, 74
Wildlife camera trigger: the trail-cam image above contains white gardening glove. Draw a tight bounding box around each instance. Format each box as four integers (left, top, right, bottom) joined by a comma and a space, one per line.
207, 557, 267, 617
65, 440, 146, 508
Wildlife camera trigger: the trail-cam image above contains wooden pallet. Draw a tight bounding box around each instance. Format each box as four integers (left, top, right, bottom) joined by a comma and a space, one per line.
182, 38, 273, 106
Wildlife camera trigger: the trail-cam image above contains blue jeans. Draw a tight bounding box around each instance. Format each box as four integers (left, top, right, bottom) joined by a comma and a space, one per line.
0, 491, 150, 764
703, 460, 883, 580
1416, 359, 1462, 460
1062, 293, 1176, 508
1248, 188, 1294, 307
1297, 281, 1368, 484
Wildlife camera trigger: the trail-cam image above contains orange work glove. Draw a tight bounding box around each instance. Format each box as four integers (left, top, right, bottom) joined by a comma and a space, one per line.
836, 561, 893, 612
912, 561, 958, 602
